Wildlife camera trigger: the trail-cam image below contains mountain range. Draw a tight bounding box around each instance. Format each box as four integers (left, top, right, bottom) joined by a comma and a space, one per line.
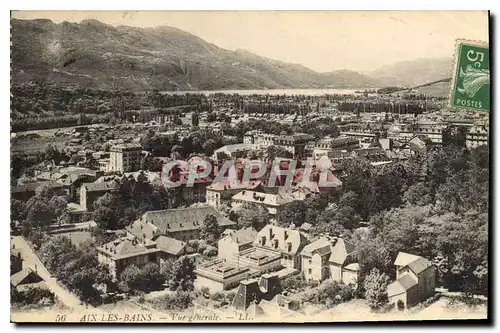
11, 18, 453, 91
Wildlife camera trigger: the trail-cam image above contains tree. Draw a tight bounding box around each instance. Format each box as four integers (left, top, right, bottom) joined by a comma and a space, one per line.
93, 192, 122, 230
314, 204, 349, 237
313, 202, 359, 237
38, 236, 112, 304
402, 182, 434, 206
266, 145, 293, 161
119, 265, 142, 292
119, 263, 164, 293
140, 262, 165, 290
237, 203, 270, 231
278, 201, 307, 228
11, 198, 26, 226
435, 168, 488, 214
49, 196, 68, 225
152, 291, 193, 310
141, 155, 163, 172
200, 214, 221, 245
364, 268, 390, 309
164, 256, 196, 291
25, 195, 56, 230
432, 211, 488, 295
38, 236, 77, 273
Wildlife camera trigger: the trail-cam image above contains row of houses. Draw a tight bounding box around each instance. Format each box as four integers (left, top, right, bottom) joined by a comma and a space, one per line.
96, 206, 237, 280
195, 225, 360, 292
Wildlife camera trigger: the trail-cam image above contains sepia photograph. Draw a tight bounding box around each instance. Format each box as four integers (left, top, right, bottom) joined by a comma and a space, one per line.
9, 9, 490, 324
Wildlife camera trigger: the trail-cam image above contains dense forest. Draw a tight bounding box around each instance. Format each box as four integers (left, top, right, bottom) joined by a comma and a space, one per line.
275, 140, 489, 297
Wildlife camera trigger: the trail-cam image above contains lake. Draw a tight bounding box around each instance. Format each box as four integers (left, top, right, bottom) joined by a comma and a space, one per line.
161, 88, 373, 96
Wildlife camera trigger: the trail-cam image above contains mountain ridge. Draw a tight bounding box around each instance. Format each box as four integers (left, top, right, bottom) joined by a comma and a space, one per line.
368, 57, 454, 87
10, 18, 380, 91
11, 18, 452, 91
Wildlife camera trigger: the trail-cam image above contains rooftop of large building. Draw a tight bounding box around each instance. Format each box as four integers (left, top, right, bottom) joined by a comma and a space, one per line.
223, 227, 258, 246
97, 236, 160, 260
81, 181, 119, 192
11, 181, 65, 194
195, 258, 251, 280
140, 206, 237, 234
255, 225, 309, 256
232, 190, 304, 207
110, 143, 143, 152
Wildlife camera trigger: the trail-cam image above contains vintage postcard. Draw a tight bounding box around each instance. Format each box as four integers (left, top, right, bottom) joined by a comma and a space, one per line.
10, 10, 490, 323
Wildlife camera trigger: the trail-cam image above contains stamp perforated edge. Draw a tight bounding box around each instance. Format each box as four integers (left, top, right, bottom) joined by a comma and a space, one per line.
448, 38, 490, 113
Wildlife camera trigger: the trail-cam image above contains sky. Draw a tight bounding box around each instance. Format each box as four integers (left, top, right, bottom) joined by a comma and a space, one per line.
11, 10, 489, 72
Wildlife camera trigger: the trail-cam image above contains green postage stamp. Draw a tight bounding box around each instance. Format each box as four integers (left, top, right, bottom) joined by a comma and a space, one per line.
450, 39, 490, 112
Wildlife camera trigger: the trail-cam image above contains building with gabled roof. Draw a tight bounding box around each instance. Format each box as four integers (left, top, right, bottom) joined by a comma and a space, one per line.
231, 189, 306, 218
300, 236, 359, 285
11, 181, 66, 202
218, 227, 258, 261
154, 235, 187, 258
97, 236, 161, 280
11, 268, 47, 292
254, 225, 309, 271
98, 232, 188, 280
206, 180, 264, 210
232, 273, 283, 310
80, 180, 119, 211
387, 252, 436, 308
136, 206, 237, 242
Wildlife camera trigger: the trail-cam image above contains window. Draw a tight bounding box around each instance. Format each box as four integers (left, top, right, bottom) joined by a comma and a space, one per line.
308, 268, 312, 274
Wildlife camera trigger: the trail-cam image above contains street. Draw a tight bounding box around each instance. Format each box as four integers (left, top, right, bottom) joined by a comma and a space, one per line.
11, 235, 89, 309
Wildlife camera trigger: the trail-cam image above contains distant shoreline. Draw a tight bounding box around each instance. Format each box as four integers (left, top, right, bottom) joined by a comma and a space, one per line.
160, 88, 379, 96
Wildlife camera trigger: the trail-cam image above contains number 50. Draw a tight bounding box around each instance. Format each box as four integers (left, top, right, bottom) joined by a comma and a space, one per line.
467, 50, 485, 68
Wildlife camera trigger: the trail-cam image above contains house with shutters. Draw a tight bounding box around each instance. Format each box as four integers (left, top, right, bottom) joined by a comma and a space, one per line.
99, 206, 238, 280
387, 252, 436, 308
300, 236, 359, 285
254, 225, 309, 272
97, 236, 162, 280
97, 234, 187, 280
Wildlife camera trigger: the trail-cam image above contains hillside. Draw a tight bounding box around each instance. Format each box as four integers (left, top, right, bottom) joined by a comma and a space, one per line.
369, 58, 454, 87
11, 19, 379, 91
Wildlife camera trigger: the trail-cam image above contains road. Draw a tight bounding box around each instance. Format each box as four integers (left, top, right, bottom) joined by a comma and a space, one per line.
11, 235, 89, 309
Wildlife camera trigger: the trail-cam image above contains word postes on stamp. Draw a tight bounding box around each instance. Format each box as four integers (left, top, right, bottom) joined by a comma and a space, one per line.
450, 39, 490, 112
